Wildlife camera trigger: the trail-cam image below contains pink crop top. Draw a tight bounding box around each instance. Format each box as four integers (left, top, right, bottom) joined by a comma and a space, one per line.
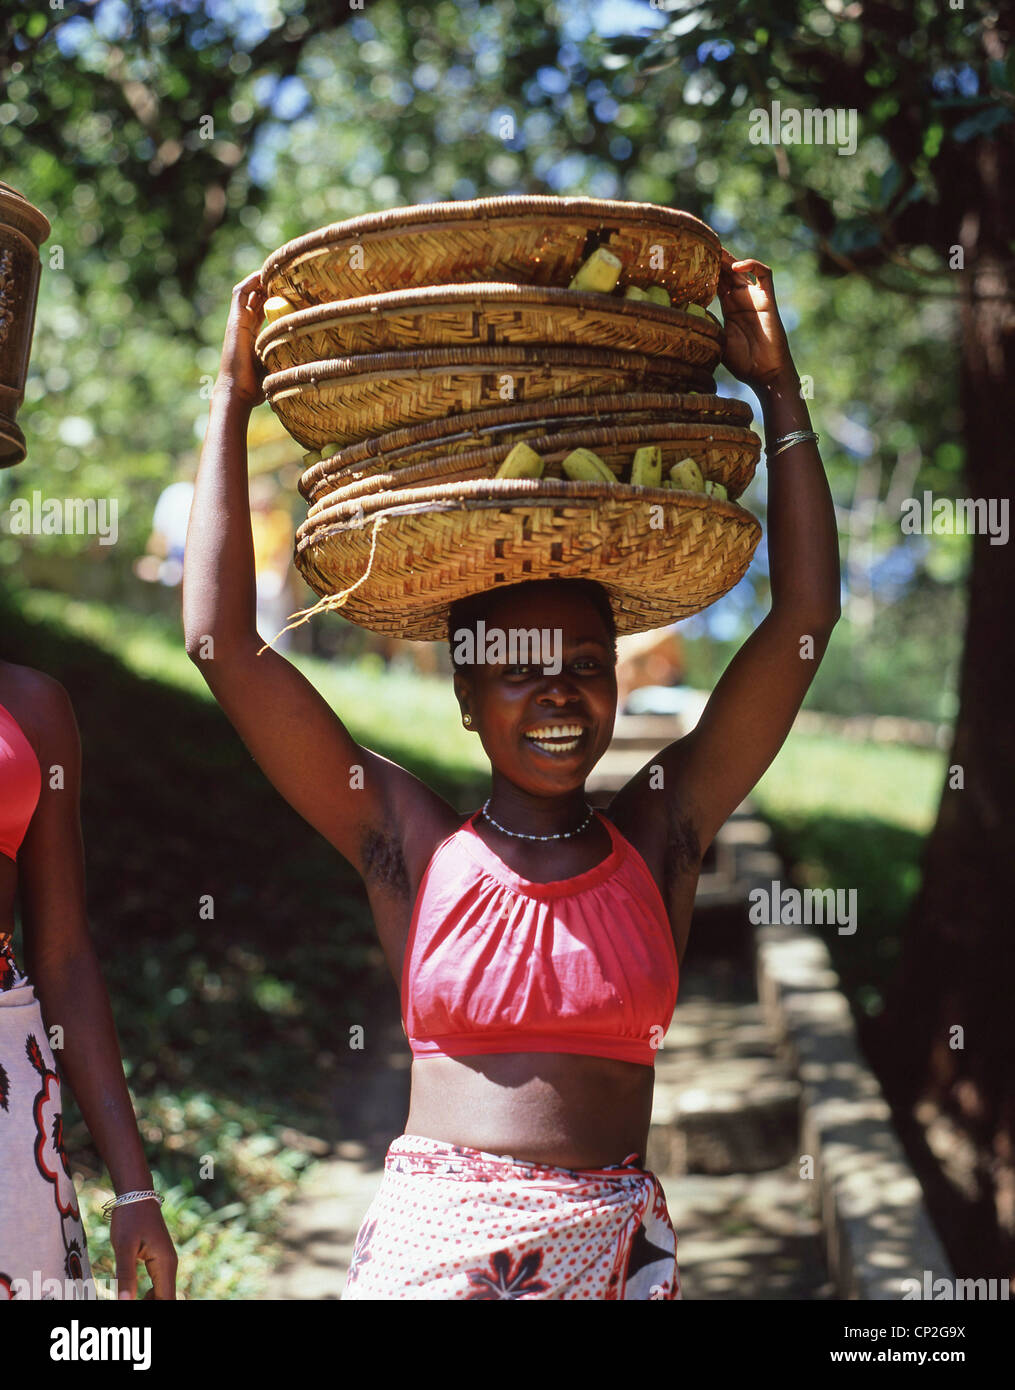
401, 810, 678, 1067
0, 700, 41, 861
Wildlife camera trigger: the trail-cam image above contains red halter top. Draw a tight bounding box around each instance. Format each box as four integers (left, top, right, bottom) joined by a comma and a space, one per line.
0, 700, 41, 862
401, 810, 678, 1067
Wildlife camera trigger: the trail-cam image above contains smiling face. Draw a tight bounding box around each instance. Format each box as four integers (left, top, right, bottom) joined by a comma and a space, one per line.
452, 582, 618, 797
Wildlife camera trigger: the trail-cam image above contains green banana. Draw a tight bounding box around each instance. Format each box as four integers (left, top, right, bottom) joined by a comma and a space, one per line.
623, 286, 649, 302
682, 302, 708, 319
704, 480, 728, 501
646, 285, 671, 306
668, 457, 705, 492
496, 442, 545, 479
562, 448, 616, 483
630, 445, 663, 488
569, 247, 622, 294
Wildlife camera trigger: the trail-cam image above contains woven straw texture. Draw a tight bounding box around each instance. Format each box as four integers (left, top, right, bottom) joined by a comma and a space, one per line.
260, 196, 720, 308
264, 345, 716, 448
302, 421, 761, 511
292, 478, 760, 641
255, 283, 721, 373
298, 391, 754, 499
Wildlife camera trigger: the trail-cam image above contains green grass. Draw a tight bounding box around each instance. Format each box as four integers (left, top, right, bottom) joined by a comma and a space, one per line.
752, 734, 945, 833
751, 733, 946, 1018
15, 588, 488, 782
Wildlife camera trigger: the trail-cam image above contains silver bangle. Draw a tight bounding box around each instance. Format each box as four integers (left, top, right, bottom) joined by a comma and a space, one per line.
102, 1189, 164, 1221
767, 429, 819, 458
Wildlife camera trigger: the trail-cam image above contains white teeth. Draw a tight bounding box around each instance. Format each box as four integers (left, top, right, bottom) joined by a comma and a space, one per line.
524, 724, 584, 754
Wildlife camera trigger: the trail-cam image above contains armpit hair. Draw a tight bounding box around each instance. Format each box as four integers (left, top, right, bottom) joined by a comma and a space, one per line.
662, 805, 702, 901
359, 826, 411, 899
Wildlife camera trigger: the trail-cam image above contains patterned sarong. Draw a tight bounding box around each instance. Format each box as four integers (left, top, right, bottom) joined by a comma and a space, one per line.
343, 1133, 681, 1300
0, 943, 93, 1300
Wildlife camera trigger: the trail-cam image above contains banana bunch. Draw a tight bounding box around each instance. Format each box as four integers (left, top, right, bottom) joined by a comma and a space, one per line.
494, 443, 614, 483
563, 248, 724, 331
495, 444, 729, 498
567, 250, 677, 307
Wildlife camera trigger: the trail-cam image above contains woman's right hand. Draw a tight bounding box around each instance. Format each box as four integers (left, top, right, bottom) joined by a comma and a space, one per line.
217, 271, 268, 408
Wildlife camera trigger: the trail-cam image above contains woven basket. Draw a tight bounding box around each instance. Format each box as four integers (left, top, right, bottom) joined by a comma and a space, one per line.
264, 345, 716, 448
260, 196, 720, 309
255, 283, 721, 374
291, 478, 760, 641
302, 421, 761, 512
298, 391, 754, 499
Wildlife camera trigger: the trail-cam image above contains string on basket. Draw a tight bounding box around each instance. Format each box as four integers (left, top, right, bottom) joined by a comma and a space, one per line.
256, 512, 388, 654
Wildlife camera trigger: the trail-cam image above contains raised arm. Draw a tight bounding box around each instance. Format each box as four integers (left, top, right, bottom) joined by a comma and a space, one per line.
182, 274, 426, 880
612, 251, 840, 854
18, 674, 177, 1298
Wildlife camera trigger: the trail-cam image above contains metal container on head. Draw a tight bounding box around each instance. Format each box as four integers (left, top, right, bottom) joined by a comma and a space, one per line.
0, 181, 51, 467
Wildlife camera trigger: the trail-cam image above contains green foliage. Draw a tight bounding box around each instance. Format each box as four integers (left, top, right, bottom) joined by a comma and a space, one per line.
600, 0, 1013, 273
2, 0, 979, 663
751, 732, 946, 1019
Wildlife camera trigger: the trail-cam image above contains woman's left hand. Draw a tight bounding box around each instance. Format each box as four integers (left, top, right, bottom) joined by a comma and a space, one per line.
112, 1202, 179, 1299
716, 249, 796, 391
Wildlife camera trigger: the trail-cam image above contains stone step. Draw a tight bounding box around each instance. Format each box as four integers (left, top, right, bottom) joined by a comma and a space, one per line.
658, 1167, 834, 1300
648, 981, 801, 1176
648, 1062, 801, 1176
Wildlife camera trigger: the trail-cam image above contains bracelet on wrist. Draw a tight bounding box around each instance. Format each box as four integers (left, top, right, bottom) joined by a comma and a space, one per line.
102, 1189, 164, 1221
766, 429, 819, 459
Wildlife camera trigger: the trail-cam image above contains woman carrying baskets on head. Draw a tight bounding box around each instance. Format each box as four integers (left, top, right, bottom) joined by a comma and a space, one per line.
183, 249, 838, 1300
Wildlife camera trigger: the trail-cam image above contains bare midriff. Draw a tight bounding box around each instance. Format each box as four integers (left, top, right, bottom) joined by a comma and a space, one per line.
404, 1051, 655, 1169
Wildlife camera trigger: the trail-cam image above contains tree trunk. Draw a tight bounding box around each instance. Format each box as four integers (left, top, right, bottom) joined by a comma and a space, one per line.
865, 131, 1015, 1279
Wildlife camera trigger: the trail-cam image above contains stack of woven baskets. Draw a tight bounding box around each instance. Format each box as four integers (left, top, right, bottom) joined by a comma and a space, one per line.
256, 196, 761, 640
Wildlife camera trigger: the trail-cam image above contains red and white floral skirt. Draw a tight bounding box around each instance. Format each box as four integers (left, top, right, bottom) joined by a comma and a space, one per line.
0, 946, 93, 1300
342, 1133, 682, 1301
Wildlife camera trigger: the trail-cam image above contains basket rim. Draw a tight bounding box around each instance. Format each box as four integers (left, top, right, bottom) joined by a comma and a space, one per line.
263, 344, 715, 396
261, 195, 721, 283
307, 390, 753, 455
294, 475, 760, 540
254, 281, 721, 355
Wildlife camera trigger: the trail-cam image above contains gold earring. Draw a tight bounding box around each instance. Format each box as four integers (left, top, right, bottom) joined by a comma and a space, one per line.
463, 713, 472, 727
